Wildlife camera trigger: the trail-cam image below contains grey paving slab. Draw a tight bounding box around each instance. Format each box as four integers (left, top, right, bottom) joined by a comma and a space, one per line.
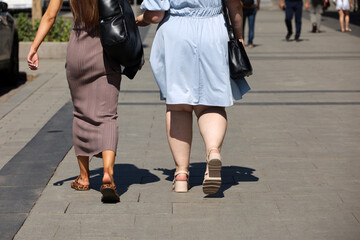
283, 212, 360, 240
0, 73, 55, 120
0, 214, 28, 240
0, 186, 43, 213
0, 9, 358, 240
66, 202, 172, 215
0, 70, 71, 170
132, 215, 173, 239
0, 102, 73, 239
13, 213, 80, 240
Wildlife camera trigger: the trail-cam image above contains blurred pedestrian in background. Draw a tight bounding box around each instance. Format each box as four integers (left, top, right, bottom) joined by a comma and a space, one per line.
309, 0, 328, 32
279, 0, 310, 41
242, 0, 261, 48
136, 0, 250, 195
336, 0, 353, 32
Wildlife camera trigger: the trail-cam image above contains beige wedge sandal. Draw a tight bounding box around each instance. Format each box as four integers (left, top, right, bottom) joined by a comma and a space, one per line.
173, 170, 189, 193
203, 148, 222, 195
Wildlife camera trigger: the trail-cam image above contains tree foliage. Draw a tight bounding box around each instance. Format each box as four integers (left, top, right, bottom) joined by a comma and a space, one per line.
16, 13, 72, 42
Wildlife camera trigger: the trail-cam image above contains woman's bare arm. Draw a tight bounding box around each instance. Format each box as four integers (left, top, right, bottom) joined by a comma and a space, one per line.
226, 0, 244, 41
136, 11, 165, 26
27, 0, 63, 70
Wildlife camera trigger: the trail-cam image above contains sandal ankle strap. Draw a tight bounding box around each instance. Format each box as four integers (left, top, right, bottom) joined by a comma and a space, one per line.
207, 147, 220, 157
174, 170, 189, 177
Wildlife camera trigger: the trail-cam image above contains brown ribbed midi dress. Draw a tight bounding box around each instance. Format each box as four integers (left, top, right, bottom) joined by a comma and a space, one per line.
65, 27, 121, 157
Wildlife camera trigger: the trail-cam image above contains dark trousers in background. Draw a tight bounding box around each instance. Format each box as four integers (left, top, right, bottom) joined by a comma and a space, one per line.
243, 7, 257, 45
285, 1, 303, 39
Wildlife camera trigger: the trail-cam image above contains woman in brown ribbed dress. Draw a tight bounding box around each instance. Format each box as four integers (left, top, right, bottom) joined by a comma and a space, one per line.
27, 0, 121, 203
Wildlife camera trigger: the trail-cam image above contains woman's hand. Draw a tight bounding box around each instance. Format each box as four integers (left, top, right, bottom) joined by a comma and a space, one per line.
135, 14, 150, 27
138, 11, 165, 25
27, 47, 39, 70
279, 3, 285, 10
238, 39, 245, 48
279, 0, 285, 10
304, 1, 310, 10
138, 58, 145, 70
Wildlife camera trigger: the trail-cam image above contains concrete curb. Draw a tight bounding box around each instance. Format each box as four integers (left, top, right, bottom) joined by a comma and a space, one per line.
19, 42, 68, 60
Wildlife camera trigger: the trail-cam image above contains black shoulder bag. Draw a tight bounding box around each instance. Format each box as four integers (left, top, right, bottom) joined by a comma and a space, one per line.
98, 0, 144, 79
222, 0, 253, 78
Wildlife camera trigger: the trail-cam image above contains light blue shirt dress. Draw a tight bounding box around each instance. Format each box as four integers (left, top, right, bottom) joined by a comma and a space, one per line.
141, 0, 250, 107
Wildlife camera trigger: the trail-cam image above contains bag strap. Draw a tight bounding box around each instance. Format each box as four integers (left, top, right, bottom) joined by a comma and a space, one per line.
221, 0, 235, 40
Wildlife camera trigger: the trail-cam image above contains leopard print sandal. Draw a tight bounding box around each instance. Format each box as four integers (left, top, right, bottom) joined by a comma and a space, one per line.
71, 176, 90, 191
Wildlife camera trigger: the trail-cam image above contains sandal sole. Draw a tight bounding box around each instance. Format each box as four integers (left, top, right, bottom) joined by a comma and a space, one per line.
203, 179, 222, 195
173, 180, 188, 193
101, 188, 120, 203
71, 185, 89, 191
203, 158, 222, 195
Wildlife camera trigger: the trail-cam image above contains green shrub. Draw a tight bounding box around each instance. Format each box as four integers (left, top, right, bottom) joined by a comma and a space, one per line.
15, 13, 72, 42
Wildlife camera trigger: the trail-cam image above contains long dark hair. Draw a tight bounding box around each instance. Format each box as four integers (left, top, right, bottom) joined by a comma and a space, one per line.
70, 0, 99, 28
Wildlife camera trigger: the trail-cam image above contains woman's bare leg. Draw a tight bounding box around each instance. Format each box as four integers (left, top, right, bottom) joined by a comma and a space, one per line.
339, 10, 345, 32
166, 104, 193, 181
76, 156, 90, 186
102, 150, 115, 185
344, 10, 350, 31
194, 106, 227, 156
194, 105, 227, 194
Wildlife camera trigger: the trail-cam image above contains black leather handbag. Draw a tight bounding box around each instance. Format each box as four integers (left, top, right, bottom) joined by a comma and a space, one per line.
98, 0, 144, 79
221, 0, 253, 79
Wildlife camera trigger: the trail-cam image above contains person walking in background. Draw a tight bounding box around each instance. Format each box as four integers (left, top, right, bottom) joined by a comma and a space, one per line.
336, 0, 353, 32
309, 0, 328, 32
135, 0, 250, 195
280, 0, 309, 41
243, 0, 261, 48
27, 0, 125, 203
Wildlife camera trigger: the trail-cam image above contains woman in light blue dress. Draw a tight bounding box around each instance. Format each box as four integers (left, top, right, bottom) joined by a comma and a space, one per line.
136, 0, 250, 195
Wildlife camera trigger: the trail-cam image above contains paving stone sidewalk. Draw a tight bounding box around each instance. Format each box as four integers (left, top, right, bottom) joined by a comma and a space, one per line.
0, 10, 359, 240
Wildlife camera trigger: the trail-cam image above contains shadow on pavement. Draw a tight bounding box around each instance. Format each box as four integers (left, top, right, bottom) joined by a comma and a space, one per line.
0, 72, 27, 96
53, 163, 160, 195
155, 162, 259, 198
